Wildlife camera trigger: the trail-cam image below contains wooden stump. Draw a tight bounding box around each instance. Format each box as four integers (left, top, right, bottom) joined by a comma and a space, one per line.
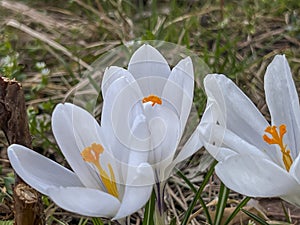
0, 77, 44, 225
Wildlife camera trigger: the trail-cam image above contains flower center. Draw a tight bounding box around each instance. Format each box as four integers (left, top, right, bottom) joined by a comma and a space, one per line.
142, 94, 162, 106
263, 124, 293, 171
81, 143, 119, 198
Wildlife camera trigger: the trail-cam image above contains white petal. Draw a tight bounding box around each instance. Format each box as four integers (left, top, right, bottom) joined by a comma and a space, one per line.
144, 104, 180, 180
282, 158, 300, 206
202, 123, 271, 159
128, 44, 171, 96
162, 57, 194, 136
215, 155, 299, 197
113, 114, 152, 187
171, 128, 202, 167
101, 66, 136, 99
101, 76, 148, 163
198, 103, 223, 160
124, 115, 151, 165
52, 103, 103, 189
281, 192, 300, 207
203, 143, 236, 161
128, 44, 170, 79
289, 154, 300, 184
48, 187, 120, 218
114, 163, 154, 220
264, 55, 300, 158
198, 103, 265, 162
203, 74, 278, 161
8, 144, 83, 195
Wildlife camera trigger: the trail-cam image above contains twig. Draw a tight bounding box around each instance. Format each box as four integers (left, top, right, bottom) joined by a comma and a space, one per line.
0, 0, 67, 30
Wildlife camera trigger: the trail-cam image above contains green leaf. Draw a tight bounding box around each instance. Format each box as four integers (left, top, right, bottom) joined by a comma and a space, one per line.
281, 201, 291, 224
0, 221, 14, 225
91, 218, 104, 225
169, 217, 176, 225
142, 190, 156, 225
78, 218, 89, 225
214, 183, 230, 225
176, 170, 197, 193
223, 197, 251, 225
177, 169, 212, 224
181, 160, 217, 225
241, 209, 270, 225
3, 176, 14, 195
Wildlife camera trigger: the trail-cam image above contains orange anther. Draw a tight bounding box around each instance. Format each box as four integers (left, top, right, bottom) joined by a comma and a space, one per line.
263, 124, 293, 171
142, 95, 162, 106
81, 143, 119, 198
81, 143, 103, 163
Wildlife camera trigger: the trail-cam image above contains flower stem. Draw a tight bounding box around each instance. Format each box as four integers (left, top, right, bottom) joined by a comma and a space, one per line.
91, 217, 104, 225
154, 182, 166, 225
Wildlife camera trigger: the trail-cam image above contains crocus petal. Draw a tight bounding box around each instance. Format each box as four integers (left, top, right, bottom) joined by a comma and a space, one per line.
204, 74, 268, 142
202, 142, 236, 161
202, 123, 271, 160
128, 44, 170, 79
111, 112, 152, 188
281, 192, 300, 208
171, 128, 202, 167
264, 55, 300, 159
128, 44, 171, 96
48, 187, 120, 218
144, 104, 180, 178
114, 163, 154, 220
52, 103, 103, 189
8, 144, 83, 195
162, 57, 194, 136
199, 102, 271, 163
101, 75, 147, 163
290, 154, 300, 184
124, 114, 151, 165
203, 74, 279, 161
101, 66, 135, 99
215, 155, 299, 197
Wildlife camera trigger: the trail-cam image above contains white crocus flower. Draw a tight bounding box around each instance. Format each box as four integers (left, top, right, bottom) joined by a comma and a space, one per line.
8, 44, 202, 220
101, 44, 202, 184
101, 44, 203, 222
198, 55, 300, 206
8, 96, 154, 218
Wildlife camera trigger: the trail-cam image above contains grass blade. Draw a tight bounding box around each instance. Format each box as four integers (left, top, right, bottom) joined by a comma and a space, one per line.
0, 221, 14, 225
177, 169, 212, 224
176, 170, 197, 193
281, 201, 291, 224
169, 217, 176, 225
91, 218, 104, 225
241, 209, 270, 225
181, 160, 217, 225
223, 197, 251, 225
214, 182, 230, 225
142, 190, 156, 225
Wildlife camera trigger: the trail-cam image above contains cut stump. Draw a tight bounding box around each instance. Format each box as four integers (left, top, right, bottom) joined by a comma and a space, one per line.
0, 77, 44, 225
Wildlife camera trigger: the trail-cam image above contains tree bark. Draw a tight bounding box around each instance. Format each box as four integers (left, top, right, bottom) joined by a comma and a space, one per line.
0, 77, 44, 225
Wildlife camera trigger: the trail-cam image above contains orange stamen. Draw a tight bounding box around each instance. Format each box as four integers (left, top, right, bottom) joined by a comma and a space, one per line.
81, 143, 119, 198
142, 94, 162, 106
263, 124, 293, 171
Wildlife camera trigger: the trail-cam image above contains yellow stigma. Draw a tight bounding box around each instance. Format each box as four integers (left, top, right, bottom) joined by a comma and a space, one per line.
81, 143, 119, 198
263, 124, 293, 171
142, 94, 162, 106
